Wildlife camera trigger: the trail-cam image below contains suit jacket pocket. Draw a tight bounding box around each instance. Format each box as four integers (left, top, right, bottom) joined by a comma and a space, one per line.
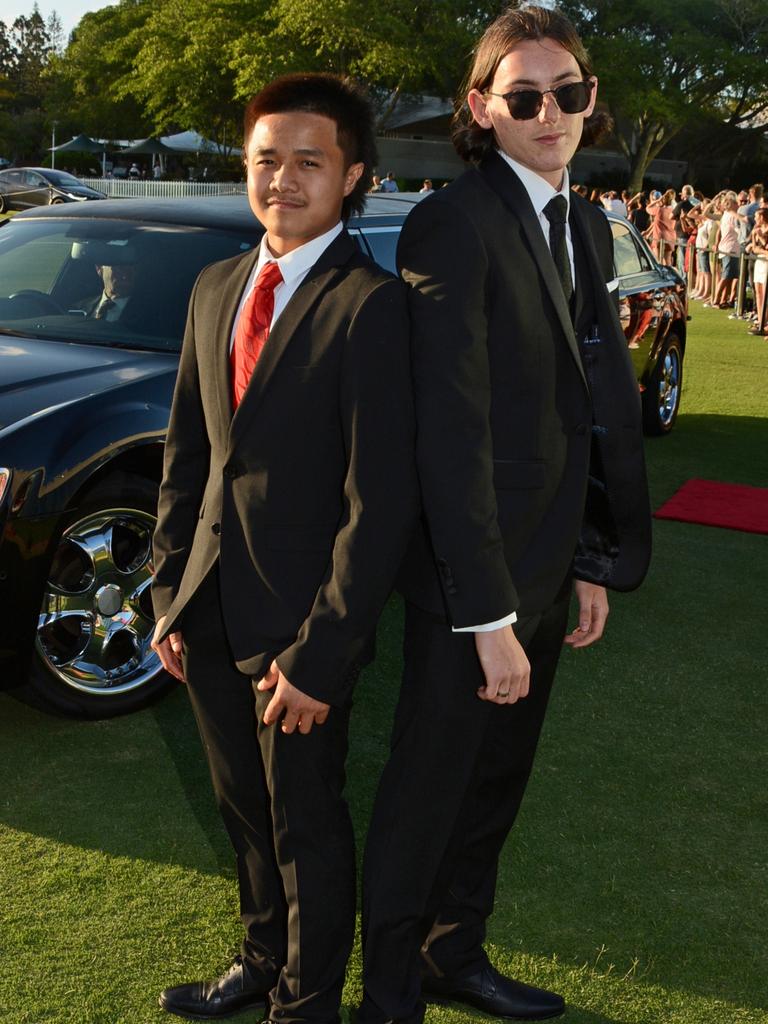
493, 459, 547, 490
264, 523, 337, 552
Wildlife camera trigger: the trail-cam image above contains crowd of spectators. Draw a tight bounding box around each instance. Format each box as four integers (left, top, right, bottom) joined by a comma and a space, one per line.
570, 180, 768, 337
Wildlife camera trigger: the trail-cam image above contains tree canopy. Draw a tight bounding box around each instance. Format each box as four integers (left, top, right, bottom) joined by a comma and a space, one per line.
561, 0, 768, 190
2, 0, 768, 186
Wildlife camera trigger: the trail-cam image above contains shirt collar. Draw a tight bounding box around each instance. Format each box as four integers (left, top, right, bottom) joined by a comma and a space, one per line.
256, 221, 344, 286
497, 151, 570, 219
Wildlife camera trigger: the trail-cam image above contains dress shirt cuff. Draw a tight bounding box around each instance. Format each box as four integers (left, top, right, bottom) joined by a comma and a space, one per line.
452, 611, 518, 633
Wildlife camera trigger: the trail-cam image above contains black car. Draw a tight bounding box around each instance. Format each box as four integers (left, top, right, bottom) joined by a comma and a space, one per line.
0, 193, 686, 718
603, 209, 687, 435
0, 167, 107, 213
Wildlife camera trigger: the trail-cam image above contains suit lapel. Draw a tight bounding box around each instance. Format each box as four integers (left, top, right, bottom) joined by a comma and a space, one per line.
213, 247, 259, 429
569, 197, 624, 342
480, 154, 588, 392
228, 229, 358, 450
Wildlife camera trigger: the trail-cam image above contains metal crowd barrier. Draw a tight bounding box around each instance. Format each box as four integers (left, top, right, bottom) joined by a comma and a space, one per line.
80, 178, 247, 198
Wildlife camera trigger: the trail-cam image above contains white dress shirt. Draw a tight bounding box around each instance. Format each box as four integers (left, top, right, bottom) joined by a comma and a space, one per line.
229, 221, 344, 351
454, 155, 574, 634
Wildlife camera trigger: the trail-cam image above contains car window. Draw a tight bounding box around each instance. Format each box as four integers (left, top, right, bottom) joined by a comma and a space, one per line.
611, 221, 652, 277
0, 218, 261, 351
25, 171, 44, 187
358, 228, 399, 275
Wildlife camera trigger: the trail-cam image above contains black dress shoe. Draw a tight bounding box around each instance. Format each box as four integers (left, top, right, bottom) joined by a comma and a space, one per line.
422, 964, 564, 1020
159, 956, 270, 1019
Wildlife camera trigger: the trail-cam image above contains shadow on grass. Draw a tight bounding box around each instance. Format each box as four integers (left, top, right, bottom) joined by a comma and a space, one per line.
645, 413, 768, 506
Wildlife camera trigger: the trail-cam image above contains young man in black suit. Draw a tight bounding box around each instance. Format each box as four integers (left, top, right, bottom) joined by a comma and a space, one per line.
150, 74, 416, 1024
360, 7, 652, 1023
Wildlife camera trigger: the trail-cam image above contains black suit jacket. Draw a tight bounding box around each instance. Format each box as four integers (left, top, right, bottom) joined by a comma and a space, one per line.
151, 229, 417, 706
396, 153, 651, 624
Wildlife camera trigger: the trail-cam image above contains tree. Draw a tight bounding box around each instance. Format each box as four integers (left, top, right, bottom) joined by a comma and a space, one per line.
231, 0, 498, 126
45, 0, 152, 142
560, 0, 768, 191
119, 0, 259, 150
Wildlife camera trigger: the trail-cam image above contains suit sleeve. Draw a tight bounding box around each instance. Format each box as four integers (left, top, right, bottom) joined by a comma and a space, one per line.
151, 274, 210, 622
275, 277, 418, 705
397, 198, 518, 626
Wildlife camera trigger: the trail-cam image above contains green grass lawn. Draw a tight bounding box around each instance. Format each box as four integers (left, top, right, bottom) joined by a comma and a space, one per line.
1, 305, 767, 1024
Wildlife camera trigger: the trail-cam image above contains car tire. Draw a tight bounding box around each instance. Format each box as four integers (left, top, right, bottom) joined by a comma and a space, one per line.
26, 472, 175, 718
0, 193, 6, 214
643, 333, 683, 435
50, 197, 65, 205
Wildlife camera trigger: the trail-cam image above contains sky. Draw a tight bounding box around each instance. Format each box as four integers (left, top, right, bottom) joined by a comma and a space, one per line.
0, 0, 112, 40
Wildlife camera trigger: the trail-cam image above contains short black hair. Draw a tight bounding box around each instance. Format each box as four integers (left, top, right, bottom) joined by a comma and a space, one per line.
243, 73, 377, 220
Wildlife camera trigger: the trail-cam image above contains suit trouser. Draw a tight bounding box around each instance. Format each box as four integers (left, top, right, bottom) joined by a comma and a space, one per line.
181, 568, 355, 1024
360, 586, 571, 1024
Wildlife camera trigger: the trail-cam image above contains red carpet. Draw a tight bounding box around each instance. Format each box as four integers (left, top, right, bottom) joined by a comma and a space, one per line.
654, 478, 768, 534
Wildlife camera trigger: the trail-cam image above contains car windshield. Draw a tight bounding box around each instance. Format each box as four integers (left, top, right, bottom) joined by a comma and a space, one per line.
46, 171, 83, 187
0, 217, 259, 351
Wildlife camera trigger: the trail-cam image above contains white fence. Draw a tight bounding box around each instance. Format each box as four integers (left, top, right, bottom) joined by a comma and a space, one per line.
80, 178, 247, 199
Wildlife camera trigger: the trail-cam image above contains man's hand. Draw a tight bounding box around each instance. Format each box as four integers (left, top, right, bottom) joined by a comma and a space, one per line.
564, 581, 609, 649
475, 625, 530, 704
151, 615, 186, 682
257, 661, 331, 734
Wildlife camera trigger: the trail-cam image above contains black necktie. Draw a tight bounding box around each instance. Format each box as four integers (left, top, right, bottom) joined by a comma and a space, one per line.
94, 297, 115, 320
543, 195, 574, 306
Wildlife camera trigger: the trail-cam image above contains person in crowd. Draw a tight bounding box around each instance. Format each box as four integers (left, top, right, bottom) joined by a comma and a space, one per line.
128, 161, 141, 178
588, 186, 602, 204
706, 191, 747, 308
747, 207, 768, 336
745, 183, 764, 231
647, 188, 676, 264
672, 184, 695, 274
359, 7, 651, 1024
689, 200, 714, 301
571, 182, 588, 198
419, 178, 434, 193
381, 171, 399, 192
369, 174, 383, 191
627, 191, 650, 234
150, 72, 416, 1024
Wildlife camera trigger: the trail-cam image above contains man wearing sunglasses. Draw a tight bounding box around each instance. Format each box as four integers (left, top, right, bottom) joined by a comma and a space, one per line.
360, 6, 651, 1024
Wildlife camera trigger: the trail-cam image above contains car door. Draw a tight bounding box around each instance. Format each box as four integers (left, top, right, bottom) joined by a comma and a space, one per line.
23, 171, 52, 207
610, 218, 668, 376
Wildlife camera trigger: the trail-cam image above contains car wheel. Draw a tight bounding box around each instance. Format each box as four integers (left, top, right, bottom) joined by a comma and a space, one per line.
28, 473, 174, 718
0, 193, 6, 214
643, 333, 683, 435
50, 196, 65, 205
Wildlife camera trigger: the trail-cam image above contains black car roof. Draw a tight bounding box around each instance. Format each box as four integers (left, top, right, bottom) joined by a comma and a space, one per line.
14, 191, 423, 231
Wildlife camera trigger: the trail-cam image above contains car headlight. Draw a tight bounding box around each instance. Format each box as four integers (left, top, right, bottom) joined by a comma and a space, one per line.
0, 468, 9, 505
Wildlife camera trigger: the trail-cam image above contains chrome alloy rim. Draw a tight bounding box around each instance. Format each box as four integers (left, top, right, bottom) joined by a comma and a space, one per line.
657, 346, 680, 428
35, 508, 160, 696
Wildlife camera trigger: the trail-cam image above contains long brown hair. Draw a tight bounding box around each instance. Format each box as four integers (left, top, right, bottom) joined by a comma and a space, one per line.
452, 4, 593, 164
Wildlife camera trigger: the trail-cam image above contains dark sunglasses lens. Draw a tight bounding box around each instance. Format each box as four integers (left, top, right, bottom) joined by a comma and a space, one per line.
555, 81, 592, 113
506, 81, 592, 119
506, 90, 542, 119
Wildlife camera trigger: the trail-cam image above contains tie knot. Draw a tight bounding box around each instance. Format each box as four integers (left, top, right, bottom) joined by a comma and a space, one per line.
544, 194, 568, 226
255, 260, 283, 293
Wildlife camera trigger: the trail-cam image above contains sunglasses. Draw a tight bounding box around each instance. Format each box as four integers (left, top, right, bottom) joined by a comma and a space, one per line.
486, 79, 594, 120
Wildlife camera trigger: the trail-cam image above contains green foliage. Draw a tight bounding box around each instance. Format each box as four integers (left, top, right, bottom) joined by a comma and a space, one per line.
44, 1, 152, 141
561, 0, 768, 191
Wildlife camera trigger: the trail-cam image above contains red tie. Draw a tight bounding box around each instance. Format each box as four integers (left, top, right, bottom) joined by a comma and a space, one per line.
230, 260, 284, 409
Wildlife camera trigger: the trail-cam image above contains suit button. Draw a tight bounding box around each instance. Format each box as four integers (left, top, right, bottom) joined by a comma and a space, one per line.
574, 423, 587, 436
211, 523, 221, 535
223, 462, 242, 479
